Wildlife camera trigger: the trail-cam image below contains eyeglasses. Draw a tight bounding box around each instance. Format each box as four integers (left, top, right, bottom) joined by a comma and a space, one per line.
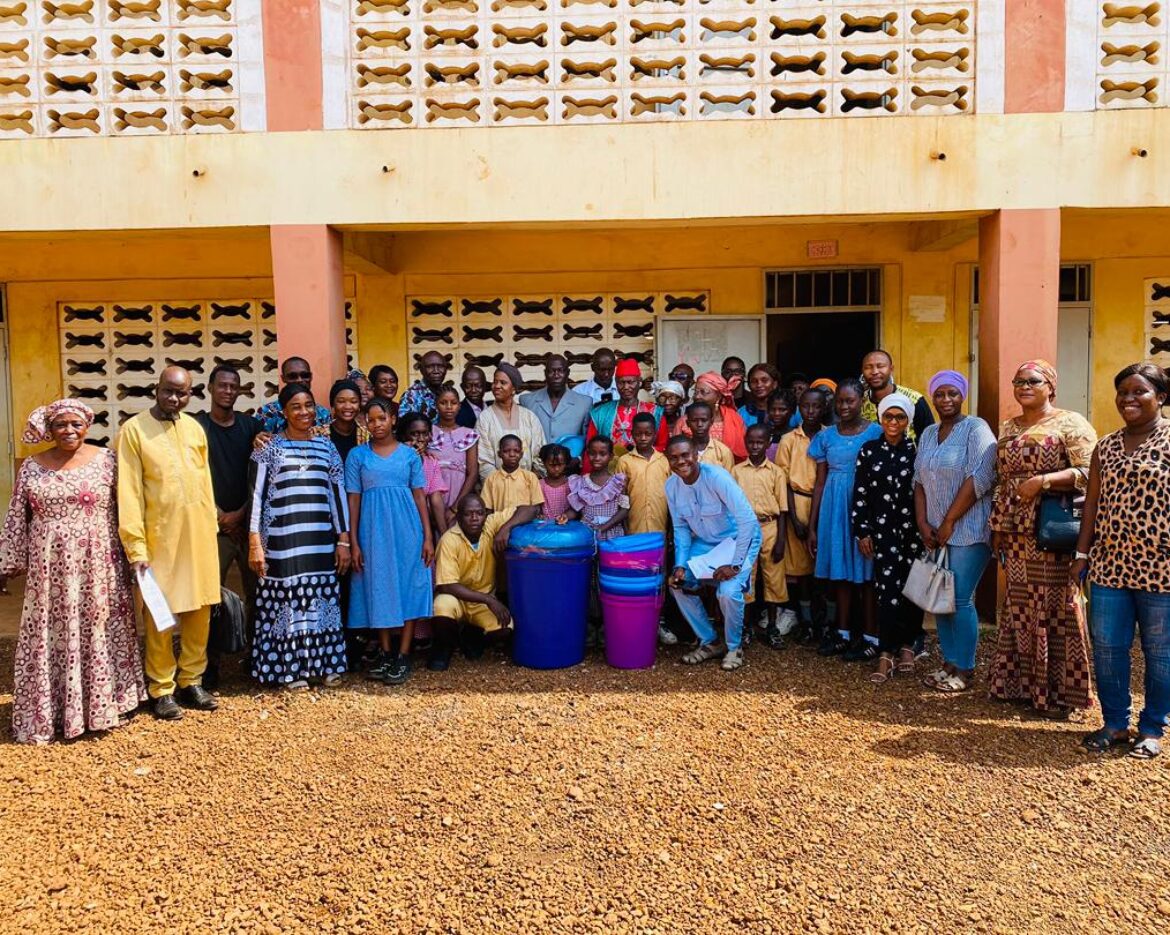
881, 412, 909, 422
1012, 378, 1046, 388
286, 371, 312, 381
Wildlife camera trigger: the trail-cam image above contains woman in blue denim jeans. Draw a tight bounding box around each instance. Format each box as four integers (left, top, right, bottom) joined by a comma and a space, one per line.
912, 370, 998, 694
1072, 363, 1170, 760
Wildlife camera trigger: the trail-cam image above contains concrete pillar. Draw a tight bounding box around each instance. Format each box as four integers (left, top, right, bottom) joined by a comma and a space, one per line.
976, 210, 1061, 427
261, 0, 324, 131
1004, 0, 1066, 114
271, 226, 348, 391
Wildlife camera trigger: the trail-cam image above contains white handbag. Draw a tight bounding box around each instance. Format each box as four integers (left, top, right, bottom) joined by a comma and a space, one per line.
902, 547, 956, 615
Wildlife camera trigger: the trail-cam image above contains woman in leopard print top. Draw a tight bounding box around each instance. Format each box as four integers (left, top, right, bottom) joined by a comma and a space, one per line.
1073, 363, 1170, 761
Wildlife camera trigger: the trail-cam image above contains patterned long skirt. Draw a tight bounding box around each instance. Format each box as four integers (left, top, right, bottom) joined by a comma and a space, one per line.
989, 529, 1092, 711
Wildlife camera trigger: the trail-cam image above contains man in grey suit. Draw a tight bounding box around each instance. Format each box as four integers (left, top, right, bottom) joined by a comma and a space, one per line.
520, 354, 592, 442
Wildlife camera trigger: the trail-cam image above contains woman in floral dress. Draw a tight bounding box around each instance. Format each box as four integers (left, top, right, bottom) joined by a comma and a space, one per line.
0, 399, 146, 744
989, 360, 1097, 717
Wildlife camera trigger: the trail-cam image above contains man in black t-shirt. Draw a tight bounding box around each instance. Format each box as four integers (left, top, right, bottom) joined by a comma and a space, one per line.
194, 365, 261, 687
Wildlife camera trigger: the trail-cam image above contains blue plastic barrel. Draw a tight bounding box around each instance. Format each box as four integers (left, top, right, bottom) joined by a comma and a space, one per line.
507, 521, 595, 669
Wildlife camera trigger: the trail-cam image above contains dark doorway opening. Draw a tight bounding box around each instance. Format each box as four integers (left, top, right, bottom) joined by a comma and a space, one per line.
767, 311, 879, 385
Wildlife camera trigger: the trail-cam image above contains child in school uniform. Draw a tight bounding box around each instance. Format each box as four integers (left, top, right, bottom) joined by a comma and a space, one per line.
618, 412, 679, 647
685, 401, 735, 470
538, 443, 573, 522
481, 434, 544, 517
733, 423, 790, 649
774, 387, 830, 643
617, 413, 671, 535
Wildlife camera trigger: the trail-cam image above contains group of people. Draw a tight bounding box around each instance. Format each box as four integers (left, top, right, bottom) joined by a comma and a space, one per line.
3, 345, 1168, 762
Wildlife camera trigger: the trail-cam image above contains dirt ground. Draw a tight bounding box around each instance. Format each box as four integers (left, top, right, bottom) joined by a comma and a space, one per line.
1, 591, 1169, 934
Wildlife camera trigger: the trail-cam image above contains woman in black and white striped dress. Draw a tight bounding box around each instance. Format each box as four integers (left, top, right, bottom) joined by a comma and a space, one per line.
248, 383, 352, 690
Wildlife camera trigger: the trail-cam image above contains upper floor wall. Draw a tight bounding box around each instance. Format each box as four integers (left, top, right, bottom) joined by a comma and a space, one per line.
0, 0, 266, 138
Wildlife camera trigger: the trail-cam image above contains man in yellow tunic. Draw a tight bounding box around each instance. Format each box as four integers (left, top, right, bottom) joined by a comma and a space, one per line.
117, 366, 221, 720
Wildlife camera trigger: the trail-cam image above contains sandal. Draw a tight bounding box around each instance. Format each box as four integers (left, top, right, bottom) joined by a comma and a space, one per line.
895, 648, 916, 675
869, 655, 895, 684
682, 641, 726, 665
932, 673, 969, 694
922, 667, 949, 689
1129, 736, 1162, 760
1080, 728, 1131, 754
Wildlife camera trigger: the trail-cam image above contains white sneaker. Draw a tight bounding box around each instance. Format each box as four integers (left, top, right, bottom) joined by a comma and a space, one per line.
721, 648, 745, 671
775, 609, 799, 636
658, 625, 678, 646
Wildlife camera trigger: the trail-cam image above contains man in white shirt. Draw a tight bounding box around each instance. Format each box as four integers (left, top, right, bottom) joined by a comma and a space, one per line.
571, 348, 618, 405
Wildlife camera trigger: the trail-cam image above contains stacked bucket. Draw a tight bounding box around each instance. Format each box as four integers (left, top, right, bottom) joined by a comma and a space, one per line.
598, 532, 667, 669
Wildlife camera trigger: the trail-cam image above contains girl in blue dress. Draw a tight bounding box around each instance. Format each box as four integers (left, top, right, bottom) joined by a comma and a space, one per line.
808, 378, 881, 660
346, 398, 436, 685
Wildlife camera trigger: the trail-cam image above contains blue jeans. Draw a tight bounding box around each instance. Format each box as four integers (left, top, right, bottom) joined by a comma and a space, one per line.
670, 531, 762, 653
1089, 584, 1170, 739
934, 543, 990, 672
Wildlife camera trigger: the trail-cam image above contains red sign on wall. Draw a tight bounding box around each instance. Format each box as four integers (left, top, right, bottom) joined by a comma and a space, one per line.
806, 240, 839, 259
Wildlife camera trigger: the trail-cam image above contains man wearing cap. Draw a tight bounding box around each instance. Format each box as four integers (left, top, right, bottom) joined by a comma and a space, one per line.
859, 349, 934, 442
586, 358, 667, 455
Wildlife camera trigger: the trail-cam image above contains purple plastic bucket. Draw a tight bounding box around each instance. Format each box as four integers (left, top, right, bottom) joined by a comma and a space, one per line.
599, 548, 665, 573
600, 591, 661, 669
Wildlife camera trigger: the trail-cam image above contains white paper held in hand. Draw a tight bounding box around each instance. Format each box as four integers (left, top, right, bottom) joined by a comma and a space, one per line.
686, 537, 737, 580
136, 567, 176, 632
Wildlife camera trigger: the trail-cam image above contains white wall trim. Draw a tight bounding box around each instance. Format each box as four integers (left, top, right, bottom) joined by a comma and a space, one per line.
320, 0, 349, 131
1065, 0, 1099, 112
236, 0, 268, 132
976, 0, 1006, 114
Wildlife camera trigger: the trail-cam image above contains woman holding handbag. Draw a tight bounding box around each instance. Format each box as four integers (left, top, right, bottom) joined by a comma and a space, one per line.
988, 360, 1097, 718
851, 394, 923, 683
912, 370, 998, 694
1072, 363, 1170, 760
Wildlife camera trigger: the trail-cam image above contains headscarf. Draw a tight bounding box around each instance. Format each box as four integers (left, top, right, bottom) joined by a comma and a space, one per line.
692, 371, 747, 459
615, 359, 641, 379
22, 398, 95, 444
1017, 359, 1058, 391
928, 369, 969, 399
345, 367, 367, 382
810, 378, 837, 393
877, 392, 914, 421
695, 371, 740, 408
494, 363, 524, 395
651, 379, 686, 401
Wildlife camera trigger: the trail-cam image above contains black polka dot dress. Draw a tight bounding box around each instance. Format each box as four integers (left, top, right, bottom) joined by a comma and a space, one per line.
851, 436, 924, 652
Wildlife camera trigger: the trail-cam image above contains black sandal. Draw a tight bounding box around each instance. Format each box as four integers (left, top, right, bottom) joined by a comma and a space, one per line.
1080, 728, 1131, 754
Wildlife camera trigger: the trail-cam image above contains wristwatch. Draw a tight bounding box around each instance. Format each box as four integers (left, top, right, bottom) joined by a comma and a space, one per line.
1041, 475, 1053, 492
1074, 551, 1090, 561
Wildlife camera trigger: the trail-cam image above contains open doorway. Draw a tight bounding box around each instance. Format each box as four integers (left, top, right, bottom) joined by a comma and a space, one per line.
764, 267, 882, 384
768, 311, 879, 384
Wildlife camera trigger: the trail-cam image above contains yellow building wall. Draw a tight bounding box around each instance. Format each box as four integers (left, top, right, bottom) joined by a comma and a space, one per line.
1062, 212, 1170, 433
374, 222, 977, 405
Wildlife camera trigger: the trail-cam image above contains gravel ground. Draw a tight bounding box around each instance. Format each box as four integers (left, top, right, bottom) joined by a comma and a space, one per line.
1, 632, 1169, 935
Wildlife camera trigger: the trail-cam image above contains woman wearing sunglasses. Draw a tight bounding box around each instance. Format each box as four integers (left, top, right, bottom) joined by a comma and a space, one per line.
988, 360, 1097, 719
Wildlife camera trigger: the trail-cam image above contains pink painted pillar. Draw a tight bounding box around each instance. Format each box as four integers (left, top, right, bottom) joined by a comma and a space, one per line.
271, 226, 348, 391
977, 210, 1062, 427
262, 0, 324, 131
261, 3, 346, 393
1005, 0, 1066, 113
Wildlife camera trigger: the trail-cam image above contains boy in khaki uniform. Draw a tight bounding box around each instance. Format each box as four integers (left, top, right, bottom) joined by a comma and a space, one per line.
686, 401, 735, 470
732, 423, 789, 648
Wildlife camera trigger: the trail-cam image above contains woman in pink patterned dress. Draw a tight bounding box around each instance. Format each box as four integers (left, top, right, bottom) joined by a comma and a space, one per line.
0, 399, 146, 744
